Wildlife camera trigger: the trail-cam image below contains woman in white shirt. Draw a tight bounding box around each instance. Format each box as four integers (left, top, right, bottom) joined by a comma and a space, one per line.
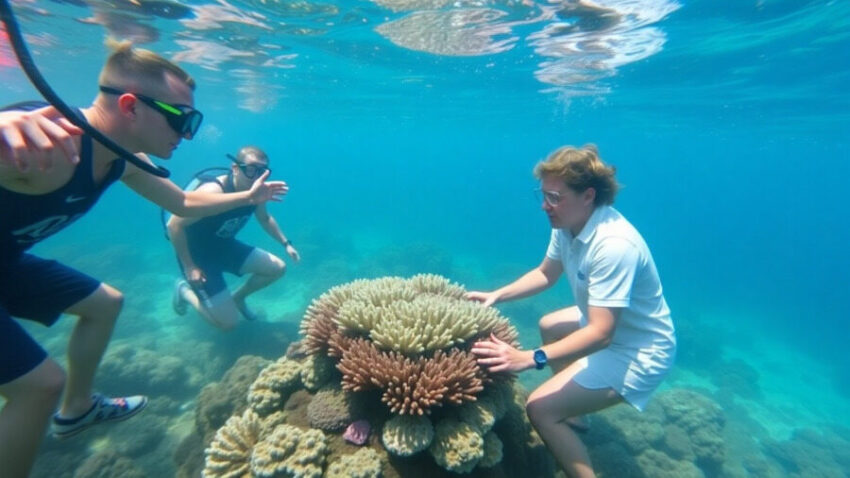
469, 144, 676, 478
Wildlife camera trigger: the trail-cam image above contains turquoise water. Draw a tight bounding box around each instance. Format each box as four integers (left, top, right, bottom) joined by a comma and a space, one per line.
2, 0, 849, 476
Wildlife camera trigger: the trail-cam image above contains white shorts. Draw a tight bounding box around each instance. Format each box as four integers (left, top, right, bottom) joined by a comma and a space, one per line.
572, 342, 675, 411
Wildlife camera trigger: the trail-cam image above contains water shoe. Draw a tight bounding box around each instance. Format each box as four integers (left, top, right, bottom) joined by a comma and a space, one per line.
52, 393, 148, 439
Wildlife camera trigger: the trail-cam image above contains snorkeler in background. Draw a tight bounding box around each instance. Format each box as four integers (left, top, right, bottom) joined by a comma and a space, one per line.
468, 144, 676, 478
0, 41, 286, 478
169, 146, 300, 330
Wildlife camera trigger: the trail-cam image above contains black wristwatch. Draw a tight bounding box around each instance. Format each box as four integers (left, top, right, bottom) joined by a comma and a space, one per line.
533, 348, 548, 370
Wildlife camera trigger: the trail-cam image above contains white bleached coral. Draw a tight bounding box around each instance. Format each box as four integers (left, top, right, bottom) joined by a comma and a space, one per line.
304, 274, 517, 355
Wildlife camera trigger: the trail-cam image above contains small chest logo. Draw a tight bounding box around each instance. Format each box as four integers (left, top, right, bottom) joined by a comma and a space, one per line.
13, 213, 85, 244
577, 270, 587, 281
216, 216, 250, 238
65, 195, 86, 203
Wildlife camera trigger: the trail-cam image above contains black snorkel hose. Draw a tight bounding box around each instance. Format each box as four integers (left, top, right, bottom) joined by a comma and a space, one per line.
0, 0, 170, 178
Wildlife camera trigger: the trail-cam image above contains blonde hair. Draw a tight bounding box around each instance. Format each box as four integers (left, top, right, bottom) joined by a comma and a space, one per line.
98, 38, 195, 93
533, 144, 619, 205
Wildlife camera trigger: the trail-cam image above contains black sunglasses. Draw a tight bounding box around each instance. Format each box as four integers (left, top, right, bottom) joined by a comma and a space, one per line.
99, 85, 204, 138
226, 154, 270, 179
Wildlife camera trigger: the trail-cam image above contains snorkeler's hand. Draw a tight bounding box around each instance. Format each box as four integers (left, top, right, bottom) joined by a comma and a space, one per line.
471, 333, 533, 373
465, 290, 500, 307
186, 266, 206, 285
0, 105, 83, 172
248, 170, 288, 204
285, 244, 300, 263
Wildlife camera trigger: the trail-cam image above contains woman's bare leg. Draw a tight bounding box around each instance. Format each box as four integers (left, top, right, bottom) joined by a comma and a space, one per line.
526, 360, 623, 478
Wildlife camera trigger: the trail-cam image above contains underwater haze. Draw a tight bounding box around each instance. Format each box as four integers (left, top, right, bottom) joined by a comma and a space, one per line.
2, 0, 849, 476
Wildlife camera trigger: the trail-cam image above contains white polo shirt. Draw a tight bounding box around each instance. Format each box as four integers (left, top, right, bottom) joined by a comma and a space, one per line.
546, 205, 676, 354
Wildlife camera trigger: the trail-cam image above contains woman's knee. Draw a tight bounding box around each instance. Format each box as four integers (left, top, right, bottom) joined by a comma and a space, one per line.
525, 396, 551, 428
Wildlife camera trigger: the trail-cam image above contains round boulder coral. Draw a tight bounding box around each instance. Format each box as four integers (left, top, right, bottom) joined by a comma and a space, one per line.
656, 389, 725, 472
479, 430, 503, 468
382, 414, 435, 457
428, 418, 485, 474
306, 385, 363, 432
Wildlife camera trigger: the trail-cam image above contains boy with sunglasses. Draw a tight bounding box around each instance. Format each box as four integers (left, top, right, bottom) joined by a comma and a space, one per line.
168, 146, 300, 329
0, 41, 288, 478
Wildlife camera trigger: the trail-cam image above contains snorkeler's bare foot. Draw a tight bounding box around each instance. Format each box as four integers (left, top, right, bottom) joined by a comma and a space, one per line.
234, 298, 263, 321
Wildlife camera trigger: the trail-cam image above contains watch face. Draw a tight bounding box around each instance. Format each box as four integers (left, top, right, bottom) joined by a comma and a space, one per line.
533, 349, 547, 368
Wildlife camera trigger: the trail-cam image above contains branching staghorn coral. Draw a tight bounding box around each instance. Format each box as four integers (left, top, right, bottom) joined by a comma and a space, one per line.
300, 274, 518, 415
302, 274, 517, 355
336, 338, 485, 415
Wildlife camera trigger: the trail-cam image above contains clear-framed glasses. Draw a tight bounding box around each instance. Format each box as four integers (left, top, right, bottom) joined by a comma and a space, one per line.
534, 188, 563, 207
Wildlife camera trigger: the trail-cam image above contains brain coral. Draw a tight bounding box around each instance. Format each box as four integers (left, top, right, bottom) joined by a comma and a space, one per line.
250, 425, 328, 478
306, 385, 363, 432
299, 274, 518, 415
325, 448, 382, 478
428, 418, 485, 473
300, 353, 335, 392
203, 408, 263, 478
247, 357, 302, 416
656, 389, 726, 472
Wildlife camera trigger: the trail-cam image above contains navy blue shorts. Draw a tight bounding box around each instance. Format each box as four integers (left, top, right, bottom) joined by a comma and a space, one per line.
180, 237, 255, 299
0, 254, 101, 384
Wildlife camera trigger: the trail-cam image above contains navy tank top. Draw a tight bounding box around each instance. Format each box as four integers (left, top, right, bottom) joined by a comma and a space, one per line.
0, 104, 126, 264
185, 174, 255, 240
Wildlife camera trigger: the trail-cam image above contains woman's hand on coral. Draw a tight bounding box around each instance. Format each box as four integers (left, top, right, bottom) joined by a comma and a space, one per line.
465, 290, 500, 307
471, 333, 534, 373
